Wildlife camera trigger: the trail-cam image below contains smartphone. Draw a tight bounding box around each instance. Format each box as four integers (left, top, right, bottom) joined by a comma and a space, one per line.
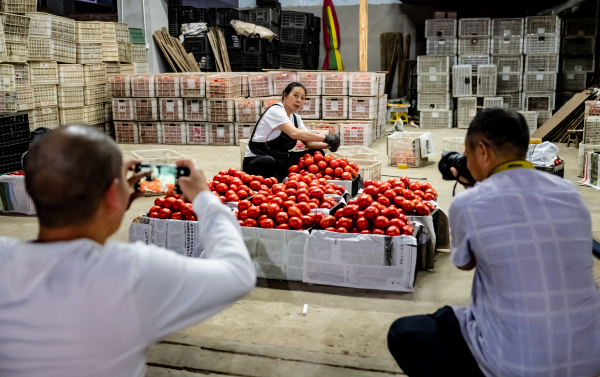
134, 163, 190, 194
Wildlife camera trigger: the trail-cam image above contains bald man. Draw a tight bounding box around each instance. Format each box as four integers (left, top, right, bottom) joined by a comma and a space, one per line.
0, 126, 256, 376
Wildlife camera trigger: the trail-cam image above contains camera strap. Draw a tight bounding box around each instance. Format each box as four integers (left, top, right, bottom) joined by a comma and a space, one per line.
488, 160, 534, 177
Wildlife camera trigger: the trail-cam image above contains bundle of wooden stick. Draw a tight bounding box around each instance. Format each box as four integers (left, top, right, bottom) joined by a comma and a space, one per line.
535, 90, 597, 142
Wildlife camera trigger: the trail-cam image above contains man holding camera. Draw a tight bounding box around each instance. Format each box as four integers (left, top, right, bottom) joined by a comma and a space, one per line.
388, 109, 600, 377
0, 126, 256, 376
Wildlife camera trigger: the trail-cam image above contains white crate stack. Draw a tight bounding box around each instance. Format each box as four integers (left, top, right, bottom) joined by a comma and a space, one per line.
523, 15, 561, 128
492, 18, 524, 111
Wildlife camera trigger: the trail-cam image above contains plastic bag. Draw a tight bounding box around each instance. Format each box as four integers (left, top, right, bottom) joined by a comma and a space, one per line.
231, 20, 277, 41
527, 141, 559, 166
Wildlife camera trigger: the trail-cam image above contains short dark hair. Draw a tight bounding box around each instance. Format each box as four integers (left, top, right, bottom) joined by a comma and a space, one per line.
282, 82, 306, 100
466, 108, 530, 158
24, 125, 122, 228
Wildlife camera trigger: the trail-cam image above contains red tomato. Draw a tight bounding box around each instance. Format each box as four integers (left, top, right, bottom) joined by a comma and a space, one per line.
308, 202, 318, 210
317, 160, 327, 170
275, 191, 289, 202
400, 200, 415, 212
260, 218, 275, 228
342, 205, 358, 217
259, 214, 269, 223
415, 203, 431, 216
385, 207, 400, 219
149, 211, 160, 218
247, 206, 261, 219
278, 224, 290, 230
289, 217, 303, 229
414, 190, 425, 199
237, 190, 249, 200
320, 215, 336, 228
215, 183, 228, 194
386, 226, 401, 237
158, 208, 172, 219
288, 206, 303, 218
320, 202, 332, 209
310, 188, 324, 200
304, 155, 314, 166
154, 197, 165, 207
364, 206, 379, 220
374, 216, 390, 229
372, 229, 385, 235
239, 220, 245, 226
340, 172, 351, 180
150, 205, 161, 213
239, 210, 248, 221
307, 164, 318, 174
302, 215, 315, 228
377, 196, 390, 207
400, 176, 410, 186
408, 182, 421, 191
384, 190, 397, 201
252, 194, 267, 206
238, 200, 251, 212
226, 194, 240, 202
185, 215, 197, 221
389, 218, 406, 229
363, 185, 378, 197
333, 167, 343, 177
403, 225, 414, 235
393, 196, 406, 207
266, 203, 280, 218
244, 218, 258, 227
423, 193, 434, 201
270, 197, 284, 207
288, 165, 299, 173
247, 181, 260, 191
426, 202, 436, 211
403, 190, 415, 200
356, 217, 369, 231
171, 212, 183, 220
338, 217, 354, 230
329, 159, 339, 169
163, 197, 177, 209
275, 212, 289, 224
297, 194, 310, 203
263, 178, 273, 187
360, 230, 371, 234
357, 194, 373, 210
334, 227, 346, 233
297, 202, 311, 215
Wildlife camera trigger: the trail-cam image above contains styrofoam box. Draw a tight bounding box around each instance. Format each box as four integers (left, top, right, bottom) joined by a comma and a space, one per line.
459, 18, 491, 37
184, 98, 208, 122
208, 98, 235, 122
162, 122, 187, 144
138, 122, 163, 144
417, 92, 452, 111
235, 122, 255, 144
517, 111, 538, 133
522, 91, 556, 111
458, 55, 490, 74
425, 37, 457, 55
348, 97, 378, 120
483, 97, 503, 108
420, 110, 452, 129
186, 122, 210, 145
458, 37, 490, 55
296, 96, 320, 119
209, 123, 235, 146
134, 98, 159, 121
112, 98, 135, 120
452, 65, 472, 97
522, 73, 557, 92
272, 71, 297, 95
159, 98, 184, 121
476, 65, 498, 96
322, 96, 348, 119
456, 97, 477, 129
349, 72, 378, 96
322, 72, 349, 96
492, 54, 523, 73
131, 74, 156, 97
418, 73, 450, 93
340, 122, 371, 147
248, 73, 274, 97
235, 98, 261, 122
525, 54, 558, 72
557, 73, 588, 91
417, 55, 453, 74
297, 72, 321, 96
425, 19, 457, 38
114, 121, 139, 143
492, 18, 524, 38
180, 73, 206, 97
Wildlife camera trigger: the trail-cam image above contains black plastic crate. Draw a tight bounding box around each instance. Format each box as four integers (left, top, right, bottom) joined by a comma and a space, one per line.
311, 16, 321, 31
306, 54, 319, 70
248, 8, 280, 24
280, 56, 306, 69
209, 8, 226, 27
196, 8, 210, 23
169, 22, 180, 37
243, 37, 269, 54
224, 9, 248, 24
306, 32, 319, 56
281, 27, 307, 43
267, 39, 279, 54
0, 113, 30, 148
266, 52, 279, 69
195, 53, 216, 71
230, 64, 243, 72
0, 141, 28, 175
227, 48, 243, 65
183, 34, 211, 55
280, 42, 306, 58
254, 21, 279, 36
256, 0, 281, 11
281, 11, 309, 29
535, 163, 565, 178
243, 53, 270, 69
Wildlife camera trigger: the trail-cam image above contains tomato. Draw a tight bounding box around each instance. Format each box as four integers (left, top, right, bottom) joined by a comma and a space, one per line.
150, 205, 162, 213
171, 212, 183, 220
385, 207, 400, 219
297, 202, 311, 215
226, 194, 240, 202
337, 217, 354, 230
356, 217, 369, 231
363, 185, 378, 197
278, 223, 290, 230
364, 206, 379, 220
239, 210, 248, 221
332, 227, 345, 233
247, 181, 259, 191
288, 217, 303, 229
415, 203, 431, 216
402, 225, 414, 235
288, 206, 303, 218
329, 159, 339, 169
400, 200, 415, 212
310, 188, 324, 200
260, 218, 275, 228
252, 194, 267, 206
399, 213, 408, 223
302, 215, 315, 228
333, 167, 343, 177
360, 230, 371, 234
403, 190, 415, 200
384, 226, 399, 237
340, 172, 351, 180
259, 214, 269, 223
377, 196, 390, 207
275, 212, 289, 224
246, 206, 260, 219
149, 211, 159, 218
423, 193, 434, 201
400, 176, 410, 186
238, 200, 251, 212
374, 216, 390, 229
320, 215, 336, 228
244, 218, 258, 227
158, 208, 172, 219
426, 202, 436, 211
372, 229, 385, 235
281, 201, 294, 211
339, 205, 357, 218
163, 197, 177, 209
239, 220, 245, 226
266, 203, 280, 218
389, 218, 406, 229
408, 182, 421, 191
185, 215, 197, 221
304, 155, 314, 166
215, 183, 228, 194
316, 160, 327, 170
154, 197, 165, 207
259, 203, 268, 215
413, 190, 425, 199
288, 165, 299, 173
357, 194, 373, 210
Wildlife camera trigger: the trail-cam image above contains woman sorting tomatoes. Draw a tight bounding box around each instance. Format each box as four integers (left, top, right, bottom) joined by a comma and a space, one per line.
242, 82, 341, 182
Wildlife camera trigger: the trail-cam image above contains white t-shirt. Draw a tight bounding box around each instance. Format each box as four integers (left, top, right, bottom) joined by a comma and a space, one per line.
449, 168, 600, 377
244, 102, 307, 158
0, 191, 256, 377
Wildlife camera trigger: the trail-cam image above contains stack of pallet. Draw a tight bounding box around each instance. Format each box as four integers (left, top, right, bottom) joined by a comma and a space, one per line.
420, 18, 455, 129
129, 28, 149, 74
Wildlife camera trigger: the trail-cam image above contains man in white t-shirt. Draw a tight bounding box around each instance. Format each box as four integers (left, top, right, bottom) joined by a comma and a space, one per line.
0, 126, 256, 376
387, 109, 600, 377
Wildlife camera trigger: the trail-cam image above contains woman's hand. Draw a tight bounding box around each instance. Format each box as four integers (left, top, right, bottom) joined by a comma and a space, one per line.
324, 134, 340, 152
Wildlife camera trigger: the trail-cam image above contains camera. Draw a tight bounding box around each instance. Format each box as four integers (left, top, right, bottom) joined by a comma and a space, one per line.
438, 152, 474, 183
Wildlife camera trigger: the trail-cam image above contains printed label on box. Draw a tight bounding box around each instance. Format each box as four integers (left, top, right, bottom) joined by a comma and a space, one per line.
14, 71, 21, 79
350, 127, 358, 137
429, 67, 437, 73
575, 66, 582, 72
439, 40, 445, 44
243, 126, 251, 138
567, 74, 575, 80
303, 99, 311, 110
217, 126, 225, 137
503, 66, 511, 73
68, 66, 77, 71
191, 101, 199, 112
42, 107, 52, 114
504, 30, 511, 37
40, 63, 49, 68
118, 102, 127, 112
502, 75, 510, 81
503, 40, 510, 44
469, 109, 475, 116
537, 28, 545, 34
243, 108, 251, 114
432, 112, 439, 118
93, 65, 101, 70
187, 79, 196, 89
40, 100, 49, 107
166, 101, 174, 112
356, 105, 365, 113
430, 75, 437, 81
330, 100, 339, 111
536, 74, 544, 80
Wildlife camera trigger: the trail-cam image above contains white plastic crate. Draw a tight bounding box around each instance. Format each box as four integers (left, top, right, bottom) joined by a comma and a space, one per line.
500, 92, 522, 110
133, 98, 159, 121
378, 94, 387, 114
562, 36, 595, 55
417, 55, 452, 74
348, 97, 377, 120
112, 98, 135, 120
235, 98, 261, 122
376, 73, 386, 95
476, 65, 498, 96
133, 62, 149, 74
25, 13, 76, 43
425, 19, 457, 38
457, 97, 477, 129
108, 75, 131, 97
564, 19, 595, 37
183, 98, 207, 122
117, 42, 132, 63
557, 73, 588, 91
420, 110, 452, 129
6, 42, 27, 63
13, 63, 30, 86
0, 64, 15, 91
522, 73, 557, 91
297, 72, 321, 96
101, 22, 130, 43
209, 123, 235, 146
425, 37, 457, 55
131, 74, 156, 97
161, 122, 187, 144
458, 37, 490, 55
83, 84, 107, 105
417, 92, 451, 111
23, 109, 36, 130
104, 62, 121, 74
524, 35, 560, 54
58, 106, 84, 125
206, 74, 241, 99
179, 73, 205, 97
3, 0, 37, 13
239, 74, 248, 97
452, 65, 472, 97
442, 137, 466, 153
138, 122, 163, 144
418, 73, 450, 93
208, 98, 235, 122
260, 96, 280, 114
27, 38, 76, 63
524, 54, 559, 72
525, 16, 561, 35
562, 56, 595, 73
75, 21, 102, 43
459, 18, 491, 37
16, 86, 34, 111
322, 96, 348, 119
523, 92, 556, 111
497, 73, 522, 93
483, 97, 503, 108
235, 122, 255, 144
585, 101, 600, 117
57, 86, 84, 108
186, 122, 210, 145
248, 73, 274, 97
33, 84, 57, 107
0, 91, 17, 113
305, 121, 340, 135
0, 32, 8, 63
0, 13, 30, 44
296, 96, 320, 119
492, 55, 523, 73
57, 64, 84, 86
584, 117, 600, 144
34, 106, 59, 129
272, 71, 297, 95
458, 55, 490, 73
30, 62, 58, 85
104, 101, 112, 122
83, 64, 107, 86
329, 145, 378, 160
114, 121, 139, 143
536, 110, 552, 127
517, 111, 538, 133
159, 98, 184, 121
387, 132, 429, 167
131, 149, 184, 162
76, 42, 102, 64
349, 72, 378, 96
348, 159, 382, 181
322, 72, 348, 96
83, 103, 105, 124
340, 122, 371, 147
156, 74, 181, 97
490, 37, 523, 55
102, 41, 119, 62
492, 18, 524, 37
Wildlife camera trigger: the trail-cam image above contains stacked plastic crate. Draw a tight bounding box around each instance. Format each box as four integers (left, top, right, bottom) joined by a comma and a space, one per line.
422, 18, 455, 128
557, 18, 594, 109
491, 18, 524, 111
1, 13, 29, 117
280, 11, 313, 70
129, 28, 149, 74
223, 9, 248, 72
168, 5, 207, 38
206, 73, 243, 145
245, 8, 280, 71
183, 33, 214, 72
0, 112, 31, 174
523, 16, 560, 128
348, 72, 381, 142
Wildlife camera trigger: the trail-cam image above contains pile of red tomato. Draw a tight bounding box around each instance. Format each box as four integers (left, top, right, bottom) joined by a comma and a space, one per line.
289, 152, 359, 181
209, 167, 270, 203
148, 194, 197, 221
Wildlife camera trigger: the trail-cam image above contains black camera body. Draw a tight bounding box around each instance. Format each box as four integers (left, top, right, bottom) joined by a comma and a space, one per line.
438, 152, 474, 183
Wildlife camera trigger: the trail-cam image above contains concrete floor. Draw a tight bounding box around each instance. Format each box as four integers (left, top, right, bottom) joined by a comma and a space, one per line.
2, 125, 600, 376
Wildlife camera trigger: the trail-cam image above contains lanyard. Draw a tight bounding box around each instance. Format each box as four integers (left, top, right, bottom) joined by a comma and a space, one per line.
488, 160, 534, 177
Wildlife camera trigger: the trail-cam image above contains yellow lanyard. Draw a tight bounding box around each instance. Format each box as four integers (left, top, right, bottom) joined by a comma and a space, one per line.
488, 160, 535, 177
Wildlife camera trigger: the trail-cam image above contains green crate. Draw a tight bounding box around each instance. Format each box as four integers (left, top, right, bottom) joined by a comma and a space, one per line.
129, 28, 145, 44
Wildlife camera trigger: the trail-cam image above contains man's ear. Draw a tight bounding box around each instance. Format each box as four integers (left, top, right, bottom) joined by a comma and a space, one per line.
103, 178, 123, 212
477, 140, 491, 162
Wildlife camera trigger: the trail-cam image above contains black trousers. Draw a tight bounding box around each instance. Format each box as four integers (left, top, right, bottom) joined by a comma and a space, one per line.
243, 149, 323, 182
387, 306, 485, 377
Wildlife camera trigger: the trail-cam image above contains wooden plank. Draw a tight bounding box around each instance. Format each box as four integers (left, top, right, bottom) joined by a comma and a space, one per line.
359, 0, 368, 71
380, 33, 388, 71
532, 91, 590, 139
207, 28, 224, 72
384, 40, 399, 95
217, 29, 231, 72
397, 32, 403, 97
152, 31, 177, 72
398, 33, 410, 98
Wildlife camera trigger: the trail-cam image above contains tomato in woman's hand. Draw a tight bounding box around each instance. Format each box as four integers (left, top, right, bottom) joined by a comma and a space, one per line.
158, 208, 172, 219
154, 197, 165, 207
374, 216, 390, 229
